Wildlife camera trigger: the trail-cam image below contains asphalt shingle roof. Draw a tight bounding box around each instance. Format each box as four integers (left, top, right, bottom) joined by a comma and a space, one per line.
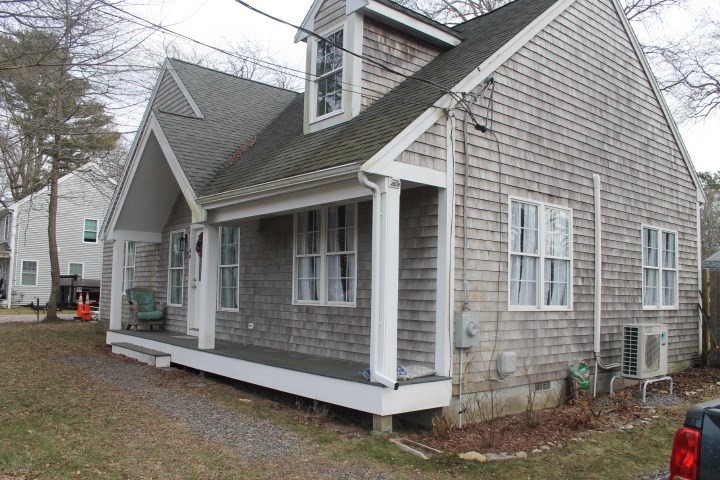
201, 0, 559, 198
156, 59, 300, 193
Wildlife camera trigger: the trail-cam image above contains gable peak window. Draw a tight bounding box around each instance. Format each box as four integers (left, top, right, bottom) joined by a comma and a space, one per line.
314, 28, 344, 118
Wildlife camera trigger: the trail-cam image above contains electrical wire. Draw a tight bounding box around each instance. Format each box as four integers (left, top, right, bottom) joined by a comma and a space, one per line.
96, 0, 446, 112
232, 0, 470, 106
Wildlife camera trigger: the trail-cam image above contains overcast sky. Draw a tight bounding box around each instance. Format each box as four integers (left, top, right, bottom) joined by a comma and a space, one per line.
138, 0, 718, 173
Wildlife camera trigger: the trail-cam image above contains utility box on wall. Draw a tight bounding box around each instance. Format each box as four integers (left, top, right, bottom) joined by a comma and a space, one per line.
454, 311, 481, 348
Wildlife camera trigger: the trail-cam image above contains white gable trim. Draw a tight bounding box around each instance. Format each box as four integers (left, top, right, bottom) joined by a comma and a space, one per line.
295, 0, 326, 43
348, 0, 462, 47
165, 60, 205, 119
104, 112, 206, 240
607, 0, 706, 204
362, 0, 578, 176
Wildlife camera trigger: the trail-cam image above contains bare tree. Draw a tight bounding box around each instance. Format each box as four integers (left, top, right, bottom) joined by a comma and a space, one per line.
0, 0, 149, 320
700, 172, 720, 258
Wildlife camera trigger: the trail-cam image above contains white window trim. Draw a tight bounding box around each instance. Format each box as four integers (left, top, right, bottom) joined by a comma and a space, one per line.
68, 262, 84, 277
641, 225, 679, 310
122, 240, 136, 293
167, 230, 185, 307
217, 226, 240, 312
292, 203, 358, 307
507, 196, 573, 312
21, 259, 38, 286
82, 218, 99, 244
309, 23, 346, 124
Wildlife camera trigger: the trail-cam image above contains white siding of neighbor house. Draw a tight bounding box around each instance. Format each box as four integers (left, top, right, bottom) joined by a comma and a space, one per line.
446, 0, 699, 395
11, 170, 113, 306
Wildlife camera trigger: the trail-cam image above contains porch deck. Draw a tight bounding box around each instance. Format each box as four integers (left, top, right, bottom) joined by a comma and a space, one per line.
106, 329, 452, 417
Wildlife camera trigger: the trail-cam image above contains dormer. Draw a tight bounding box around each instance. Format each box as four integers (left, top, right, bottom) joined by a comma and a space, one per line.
296, 0, 463, 134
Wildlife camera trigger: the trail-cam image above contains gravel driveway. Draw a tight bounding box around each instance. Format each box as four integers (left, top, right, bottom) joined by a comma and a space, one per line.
70, 353, 389, 479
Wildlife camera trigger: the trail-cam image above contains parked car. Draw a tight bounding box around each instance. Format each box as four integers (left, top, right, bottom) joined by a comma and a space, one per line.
670, 398, 720, 479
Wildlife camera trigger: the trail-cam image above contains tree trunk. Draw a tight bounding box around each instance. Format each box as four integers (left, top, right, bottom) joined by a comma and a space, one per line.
45, 140, 61, 321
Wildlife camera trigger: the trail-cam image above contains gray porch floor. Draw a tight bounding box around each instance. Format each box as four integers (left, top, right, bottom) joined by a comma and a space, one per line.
110, 329, 448, 386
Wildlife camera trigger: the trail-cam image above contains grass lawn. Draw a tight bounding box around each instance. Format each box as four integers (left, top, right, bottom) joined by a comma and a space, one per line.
0, 307, 36, 315
0, 322, 702, 479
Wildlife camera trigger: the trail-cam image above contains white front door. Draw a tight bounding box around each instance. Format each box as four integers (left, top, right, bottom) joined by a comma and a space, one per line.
188, 228, 203, 333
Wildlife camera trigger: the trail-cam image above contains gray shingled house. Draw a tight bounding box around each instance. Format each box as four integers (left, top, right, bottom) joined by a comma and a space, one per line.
101, 0, 705, 431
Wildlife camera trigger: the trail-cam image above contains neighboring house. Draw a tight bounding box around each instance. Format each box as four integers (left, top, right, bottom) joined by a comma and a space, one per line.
5, 165, 115, 307
101, 0, 705, 431
704, 251, 720, 271
0, 210, 12, 304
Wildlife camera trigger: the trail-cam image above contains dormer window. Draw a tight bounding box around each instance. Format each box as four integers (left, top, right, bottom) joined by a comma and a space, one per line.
314, 29, 344, 118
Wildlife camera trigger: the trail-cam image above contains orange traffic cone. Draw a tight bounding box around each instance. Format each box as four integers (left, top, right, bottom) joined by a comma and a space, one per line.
83, 292, 92, 321
76, 293, 84, 319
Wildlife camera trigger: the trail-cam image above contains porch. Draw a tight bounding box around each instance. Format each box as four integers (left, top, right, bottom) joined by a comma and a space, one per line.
106, 329, 452, 419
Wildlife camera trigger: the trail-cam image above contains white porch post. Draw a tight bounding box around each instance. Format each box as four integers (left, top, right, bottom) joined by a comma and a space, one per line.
371, 177, 401, 386
198, 223, 219, 350
109, 237, 126, 330
435, 187, 453, 376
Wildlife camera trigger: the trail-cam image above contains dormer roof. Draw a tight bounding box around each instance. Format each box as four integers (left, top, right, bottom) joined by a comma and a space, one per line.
295, 0, 463, 47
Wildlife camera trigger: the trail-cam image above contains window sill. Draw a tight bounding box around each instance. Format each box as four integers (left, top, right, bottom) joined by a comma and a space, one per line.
293, 301, 356, 308
642, 305, 679, 311
508, 306, 573, 312
217, 308, 239, 313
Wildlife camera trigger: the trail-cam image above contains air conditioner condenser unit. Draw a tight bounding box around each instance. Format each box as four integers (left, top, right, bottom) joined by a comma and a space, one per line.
621, 324, 668, 380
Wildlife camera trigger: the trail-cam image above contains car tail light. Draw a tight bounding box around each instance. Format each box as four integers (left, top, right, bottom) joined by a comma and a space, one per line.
670, 427, 701, 480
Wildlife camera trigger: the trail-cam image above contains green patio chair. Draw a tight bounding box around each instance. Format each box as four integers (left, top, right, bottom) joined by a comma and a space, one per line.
125, 287, 165, 331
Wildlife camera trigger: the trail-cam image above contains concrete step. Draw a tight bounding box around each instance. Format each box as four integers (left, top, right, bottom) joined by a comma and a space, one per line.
111, 342, 171, 368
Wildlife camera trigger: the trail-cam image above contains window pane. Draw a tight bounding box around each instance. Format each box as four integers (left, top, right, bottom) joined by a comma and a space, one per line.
643, 268, 659, 306
84, 219, 98, 242
544, 208, 570, 258
125, 241, 136, 266
220, 266, 238, 309
662, 270, 676, 306
328, 253, 355, 302
510, 255, 537, 306
297, 211, 319, 255
170, 233, 184, 268
510, 201, 538, 254
170, 270, 183, 304
544, 259, 569, 306
643, 228, 658, 267
220, 227, 239, 266
123, 267, 134, 291
21, 261, 37, 286
297, 256, 319, 301
328, 204, 354, 252
69, 263, 83, 276
662, 232, 676, 269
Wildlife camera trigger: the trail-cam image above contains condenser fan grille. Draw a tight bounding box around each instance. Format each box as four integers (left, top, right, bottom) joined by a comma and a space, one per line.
644, 334, 661, 372
622, 327, 639, 376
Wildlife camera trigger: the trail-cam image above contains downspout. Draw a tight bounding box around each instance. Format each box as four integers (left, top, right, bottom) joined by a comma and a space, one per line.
592, 174, 619, 397
358, 171, 400, 390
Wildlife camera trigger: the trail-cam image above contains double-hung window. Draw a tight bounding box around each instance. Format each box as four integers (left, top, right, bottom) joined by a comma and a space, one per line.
168, 231, 184, 306
295, 204, 356, 305
218, 227, 239, 310
21, 260, 37, 286
509, 199, 572, 309
314, 29, 343, 118
642, 226, 677, 308
123, 241, 136, 292
83, 219, 98, 243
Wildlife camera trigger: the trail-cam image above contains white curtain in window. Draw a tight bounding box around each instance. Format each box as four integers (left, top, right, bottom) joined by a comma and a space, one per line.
643, 228, 658, 267
662, 270, 676, 306
544, 208, 570, 257
297, 257, 319, 301
643, 268, 658, 306
328, 254, 356, 302
510, 255, 537, 306
662, 232, 676, 269
511, 202, 539, 254
544, 258, 569, 306
220, 266, 238, 309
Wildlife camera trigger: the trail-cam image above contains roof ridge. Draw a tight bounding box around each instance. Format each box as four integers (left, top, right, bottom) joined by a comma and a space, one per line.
452, 0, 530, 30
166, 58, 302, 95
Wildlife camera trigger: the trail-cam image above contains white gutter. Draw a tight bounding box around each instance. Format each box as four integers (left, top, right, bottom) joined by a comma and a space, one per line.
592, 174, 619, 396
357, 171, 399, 390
